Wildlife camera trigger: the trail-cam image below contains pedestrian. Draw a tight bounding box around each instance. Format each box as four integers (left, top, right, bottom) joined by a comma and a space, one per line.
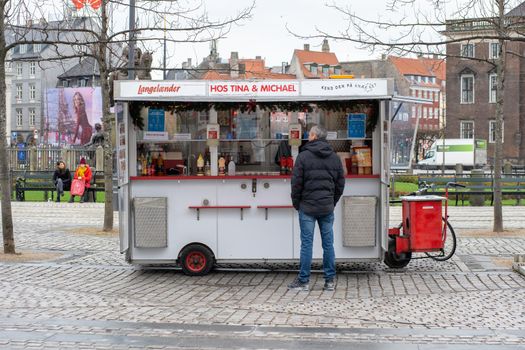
52, 161, 71, 203
288, 125, 345, 292
69, 157, 92, 203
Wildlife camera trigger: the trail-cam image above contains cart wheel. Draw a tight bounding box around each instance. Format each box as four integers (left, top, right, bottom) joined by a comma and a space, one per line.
384, 237, 412, 269
425, 218, 457, 261
180, 245, 214, 276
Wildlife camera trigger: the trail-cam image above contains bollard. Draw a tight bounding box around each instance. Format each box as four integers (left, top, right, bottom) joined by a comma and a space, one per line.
455, 163, 463, 175
470, 169, 485, 206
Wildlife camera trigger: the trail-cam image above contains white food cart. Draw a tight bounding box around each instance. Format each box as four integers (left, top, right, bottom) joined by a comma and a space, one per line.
114, 79, 395, 275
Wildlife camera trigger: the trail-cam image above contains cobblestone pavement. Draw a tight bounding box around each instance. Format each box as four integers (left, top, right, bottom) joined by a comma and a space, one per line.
0, 202, 524, 349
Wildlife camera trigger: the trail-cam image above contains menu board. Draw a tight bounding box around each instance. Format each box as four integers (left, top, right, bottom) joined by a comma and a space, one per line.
348, 113, 367, 139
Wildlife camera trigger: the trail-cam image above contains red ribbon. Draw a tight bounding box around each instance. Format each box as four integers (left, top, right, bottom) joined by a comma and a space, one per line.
71, 0, 101, 10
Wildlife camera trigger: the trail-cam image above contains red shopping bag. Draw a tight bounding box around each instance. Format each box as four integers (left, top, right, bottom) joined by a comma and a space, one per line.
70, 178, 85, 196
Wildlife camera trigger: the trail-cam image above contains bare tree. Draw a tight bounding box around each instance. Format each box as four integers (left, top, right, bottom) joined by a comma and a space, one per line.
0, 0, 253, 253
293, 0, 525, 232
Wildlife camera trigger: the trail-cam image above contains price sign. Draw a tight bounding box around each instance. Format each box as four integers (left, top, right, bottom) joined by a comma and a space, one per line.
348, 113, 367, 139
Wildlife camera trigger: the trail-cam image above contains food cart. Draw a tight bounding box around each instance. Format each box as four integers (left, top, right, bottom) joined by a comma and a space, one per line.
114, 79, 395, 275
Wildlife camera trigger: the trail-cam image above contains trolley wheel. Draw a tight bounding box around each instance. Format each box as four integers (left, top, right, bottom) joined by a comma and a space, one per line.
384, 236, 412, 269
180, 245, 214, 276
425, 218, 457, 261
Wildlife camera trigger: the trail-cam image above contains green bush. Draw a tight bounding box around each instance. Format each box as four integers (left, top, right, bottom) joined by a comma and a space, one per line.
392, 175, 418, 184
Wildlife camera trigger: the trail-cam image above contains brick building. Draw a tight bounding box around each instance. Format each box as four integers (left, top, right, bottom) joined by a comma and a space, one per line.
443, 3, 525, 164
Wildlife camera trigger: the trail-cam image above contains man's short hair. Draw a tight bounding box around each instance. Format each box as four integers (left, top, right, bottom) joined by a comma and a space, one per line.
310, 125, 327, 140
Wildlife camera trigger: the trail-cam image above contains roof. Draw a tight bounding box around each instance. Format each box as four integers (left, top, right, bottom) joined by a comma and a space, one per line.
388, 56, 446, 81
57, 57, 99, 79
506, 1, 525, 16
293, 49, 340, 78
178, 56, 295, 80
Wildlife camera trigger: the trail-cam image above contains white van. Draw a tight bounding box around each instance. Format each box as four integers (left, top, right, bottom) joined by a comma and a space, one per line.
418, 139, 487, 169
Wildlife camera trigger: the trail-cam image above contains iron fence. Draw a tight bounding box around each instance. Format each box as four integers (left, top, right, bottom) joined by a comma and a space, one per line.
8, 146, 100, 171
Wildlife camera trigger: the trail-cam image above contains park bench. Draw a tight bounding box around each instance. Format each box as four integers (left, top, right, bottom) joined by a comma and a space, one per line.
14, 170, 105, 202
418, 174, 525, 206
14, 170, 57, 201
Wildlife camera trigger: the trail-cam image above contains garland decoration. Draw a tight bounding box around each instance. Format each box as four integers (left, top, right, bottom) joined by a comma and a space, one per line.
128, 100, 379, 132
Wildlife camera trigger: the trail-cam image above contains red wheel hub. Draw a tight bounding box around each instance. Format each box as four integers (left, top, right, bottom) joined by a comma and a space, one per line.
185, 251, 206, 272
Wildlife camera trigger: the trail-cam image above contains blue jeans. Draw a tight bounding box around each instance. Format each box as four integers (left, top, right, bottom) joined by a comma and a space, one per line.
298, 210, 336, 283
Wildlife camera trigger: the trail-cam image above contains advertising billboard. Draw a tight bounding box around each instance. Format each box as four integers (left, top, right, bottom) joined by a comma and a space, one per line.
45, 87, 102, 146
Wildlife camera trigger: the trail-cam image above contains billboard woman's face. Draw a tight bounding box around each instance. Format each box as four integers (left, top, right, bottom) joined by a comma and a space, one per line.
74, 93, 85, 109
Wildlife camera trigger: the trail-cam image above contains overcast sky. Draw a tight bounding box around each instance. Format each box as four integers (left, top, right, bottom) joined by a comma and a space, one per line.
163, 0, 387, 71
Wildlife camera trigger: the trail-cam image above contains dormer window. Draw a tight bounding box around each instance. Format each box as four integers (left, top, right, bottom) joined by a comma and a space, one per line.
309, 63, 317, 75
334, 66, 341, 75
322, 65, 330, 76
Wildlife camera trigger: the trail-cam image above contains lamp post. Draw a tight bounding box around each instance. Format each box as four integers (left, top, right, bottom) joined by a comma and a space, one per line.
127, 0, 136, 80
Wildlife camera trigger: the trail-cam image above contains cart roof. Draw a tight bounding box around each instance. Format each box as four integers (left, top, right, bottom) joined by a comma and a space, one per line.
114, 79, 394, 103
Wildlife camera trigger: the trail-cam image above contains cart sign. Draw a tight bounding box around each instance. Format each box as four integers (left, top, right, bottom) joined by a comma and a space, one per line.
119, 81, 207, 98
209, 81, 299, 97
115, 79, 390, 101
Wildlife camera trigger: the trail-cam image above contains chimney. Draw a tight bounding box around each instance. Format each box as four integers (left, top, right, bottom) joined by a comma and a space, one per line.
239, 63, 246, 75
26, 19, 33, 27
230, 51, 239, 78
255, 55, 262, 60
322, 39, 330, 53
281, 61, 288, 74
381, 54, 387, 60
303, 44, 310, 51
187, 58, 192, 67
39, 18, 47, 26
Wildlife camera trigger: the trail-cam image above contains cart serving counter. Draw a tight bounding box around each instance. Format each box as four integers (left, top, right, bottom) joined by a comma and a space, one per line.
114, 79, 394, 275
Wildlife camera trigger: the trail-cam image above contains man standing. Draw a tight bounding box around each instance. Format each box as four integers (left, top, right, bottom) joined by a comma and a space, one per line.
289, 125, 345, 291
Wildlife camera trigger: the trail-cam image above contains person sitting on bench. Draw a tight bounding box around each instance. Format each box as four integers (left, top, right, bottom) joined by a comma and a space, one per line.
52, 161, 71, 203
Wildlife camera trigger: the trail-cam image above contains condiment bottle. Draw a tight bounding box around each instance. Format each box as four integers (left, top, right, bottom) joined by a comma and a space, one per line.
197, 154, 205, 176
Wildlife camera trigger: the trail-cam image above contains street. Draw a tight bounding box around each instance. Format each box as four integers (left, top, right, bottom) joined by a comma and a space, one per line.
0, 202, 524, 349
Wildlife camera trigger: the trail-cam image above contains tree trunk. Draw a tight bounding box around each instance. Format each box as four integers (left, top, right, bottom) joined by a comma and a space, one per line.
0, 2, 16, 254
100, 1, 114, 231
493, 1, 505, 232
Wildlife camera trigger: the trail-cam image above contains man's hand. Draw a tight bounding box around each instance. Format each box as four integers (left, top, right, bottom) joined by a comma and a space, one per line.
78, 176, 82, 180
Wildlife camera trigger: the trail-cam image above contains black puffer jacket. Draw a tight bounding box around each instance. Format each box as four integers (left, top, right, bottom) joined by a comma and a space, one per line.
291, 139, 345, 216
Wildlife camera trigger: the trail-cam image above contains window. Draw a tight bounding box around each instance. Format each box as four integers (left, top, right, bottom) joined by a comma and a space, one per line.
431, 77, 436, 84
489, 42, 500, 59
29, 108, 35, 126
16, 84, 22, 101
461, 43, 475, 58
334, 67, 341, 75
16, 63, 22, 77
29, 62, 36, 76
411, 106, 416, 118
489, 73, 497, 103
460, 121, 474, 139
33, 43, 41, 53
16, 109, 23, 127
322, 65, 329, 76
489, 120, 504, 143
434, 108, 439, 119
62, 80, 69, 87
19, 44, 27, 54
461, 74, 474, 103
423, 107, 428, 119
29, 84, 36, 100
429, 108, 434, 119
309, 64, 317, 75
79, 79, 87, 87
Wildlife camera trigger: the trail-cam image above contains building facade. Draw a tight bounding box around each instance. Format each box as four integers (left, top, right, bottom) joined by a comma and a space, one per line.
443, 5, 525, 164
7, 13, 101, 145
287, 40, 343, 79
